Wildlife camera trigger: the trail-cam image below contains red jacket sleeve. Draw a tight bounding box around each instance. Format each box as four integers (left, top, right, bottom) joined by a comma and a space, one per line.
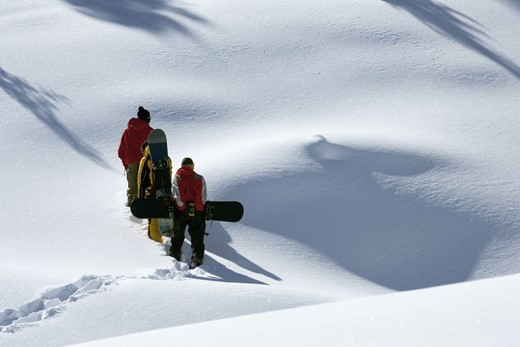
118, 132, 128, 169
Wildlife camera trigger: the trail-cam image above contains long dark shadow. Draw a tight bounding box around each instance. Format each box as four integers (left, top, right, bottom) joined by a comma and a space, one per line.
230, 136, 500, 291
501, 0, 520, 11
0, 67, 113, 170
383, 0, 520, 80
61, 0, 210, 37
206, 222, 282, 282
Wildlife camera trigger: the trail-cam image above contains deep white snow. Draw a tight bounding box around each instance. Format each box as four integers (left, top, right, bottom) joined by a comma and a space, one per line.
1, 0, 519, 346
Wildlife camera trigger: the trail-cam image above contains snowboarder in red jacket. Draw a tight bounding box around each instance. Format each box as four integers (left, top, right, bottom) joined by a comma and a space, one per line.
169, 157, 207, 267
118, 106, 153, 206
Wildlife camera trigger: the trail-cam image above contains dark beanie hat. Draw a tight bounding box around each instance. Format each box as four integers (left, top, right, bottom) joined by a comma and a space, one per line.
137, 106, 151, 122
181, 157, 194, 166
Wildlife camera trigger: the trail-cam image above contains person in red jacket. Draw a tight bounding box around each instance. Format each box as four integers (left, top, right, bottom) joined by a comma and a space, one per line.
169, 157, 207, 267
118, 106, 153, 206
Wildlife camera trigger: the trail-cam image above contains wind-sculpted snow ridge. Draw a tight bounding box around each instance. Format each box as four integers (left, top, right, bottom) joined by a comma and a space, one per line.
0, 265, 211, 333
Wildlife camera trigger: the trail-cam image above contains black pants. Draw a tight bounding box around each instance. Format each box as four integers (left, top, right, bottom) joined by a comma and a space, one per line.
171, 213, 206, 259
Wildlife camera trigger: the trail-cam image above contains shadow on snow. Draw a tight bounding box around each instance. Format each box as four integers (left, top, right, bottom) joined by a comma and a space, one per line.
230, 136, 498, 291
501, 0, 520, 11
206, 223, 282, 283
61, 0, 210, 37
383, 0, 520, 80
0, 67, 112, 170
165, 223, 281, 285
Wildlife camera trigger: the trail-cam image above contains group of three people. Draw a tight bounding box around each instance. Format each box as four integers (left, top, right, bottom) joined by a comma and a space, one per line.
118, 106, 206, 267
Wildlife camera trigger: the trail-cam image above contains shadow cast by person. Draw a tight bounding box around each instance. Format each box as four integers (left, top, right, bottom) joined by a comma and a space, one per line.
383, 0, 520, 80
205, 222, 282, 282
61, 0, 210, 37
0, 67, 113, 170
184, 253, 268, 285
230, 136, 498, 291
162, 227, 277, 285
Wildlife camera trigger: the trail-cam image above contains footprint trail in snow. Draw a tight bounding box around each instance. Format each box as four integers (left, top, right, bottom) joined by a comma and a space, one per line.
0, 264, 206, 333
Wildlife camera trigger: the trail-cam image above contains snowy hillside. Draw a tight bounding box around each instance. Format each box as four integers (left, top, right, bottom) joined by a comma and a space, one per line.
1, 0, 519, 346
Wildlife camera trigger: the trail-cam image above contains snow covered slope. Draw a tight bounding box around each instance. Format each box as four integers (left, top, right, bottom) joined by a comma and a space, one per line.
0, 0, 519, 346
70, 273, 520, 347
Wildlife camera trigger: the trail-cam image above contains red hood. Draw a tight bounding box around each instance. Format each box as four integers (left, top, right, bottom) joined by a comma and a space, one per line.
127, 117, 150, 128
176, 167, 195, 177
118, 118, 153, 166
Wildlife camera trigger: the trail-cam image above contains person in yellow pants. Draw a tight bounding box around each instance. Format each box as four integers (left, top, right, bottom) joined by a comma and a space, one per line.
137, 143, 173, 243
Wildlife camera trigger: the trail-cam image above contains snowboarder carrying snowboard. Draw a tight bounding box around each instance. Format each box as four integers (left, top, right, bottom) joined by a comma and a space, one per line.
169, 157, 207, 267
137, 141, 173, 243
118, 106, 153, 206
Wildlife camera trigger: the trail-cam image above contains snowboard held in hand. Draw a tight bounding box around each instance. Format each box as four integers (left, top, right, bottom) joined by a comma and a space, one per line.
131, 198, 244, 223
147, 129, 174, 235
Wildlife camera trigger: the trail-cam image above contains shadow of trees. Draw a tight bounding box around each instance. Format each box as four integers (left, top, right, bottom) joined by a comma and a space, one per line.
501, 0, 520, 11
0, 67, 112, 169
383, 0, 520, 80
61, 0, 209, 36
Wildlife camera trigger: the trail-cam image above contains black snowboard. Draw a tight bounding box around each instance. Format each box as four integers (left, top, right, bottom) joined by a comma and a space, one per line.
204, 201, 244, 222
147, 129, 172, 198
131, 198, 244, 223
146, 129, 174, 235
148, 129, 168, 164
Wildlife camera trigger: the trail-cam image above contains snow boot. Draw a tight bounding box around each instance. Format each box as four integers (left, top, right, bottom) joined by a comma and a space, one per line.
190, 253, 203, 268
168, 248, 182, 261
